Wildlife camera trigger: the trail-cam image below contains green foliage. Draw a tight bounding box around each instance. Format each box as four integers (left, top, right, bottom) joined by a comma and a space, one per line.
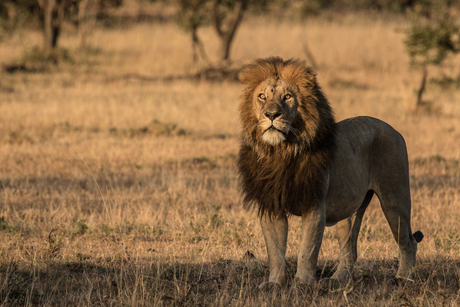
71, 219, 90, 238
231, 227, 243, 245
174, 0, 273, 33
0, 4, 8, 39
0, 216, 12, 232
21, 46, 75, 65
98, 0, 123, 10
175, 0, 210, 33
0, 215, 19, 233
434, 229, 460, 251
152, 226, 163, 238
48, 227, 64, 257
300, 0, 335, 16
100, 223, 114, 234
405, 3, 460, 67
0, 0, 40, 41
173, 0, 278, 63
430, 75, 460, 89
404, 1, 460, 105
0, 0, 123, 48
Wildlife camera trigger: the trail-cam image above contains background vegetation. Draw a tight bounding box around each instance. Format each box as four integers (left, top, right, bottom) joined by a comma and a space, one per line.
0, 0, 460, 306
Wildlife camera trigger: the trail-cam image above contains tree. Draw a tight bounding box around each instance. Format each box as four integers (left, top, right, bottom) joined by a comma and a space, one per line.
174, 0, 255, 65
176, 0, 210, 64
38, 0, 67, 53
174, 0, 276, 65
212, 0, 248, 63
77, 0, 95, 48
405, 2, 460, 107
1, 0, 122, 55
0, 0, 42, 41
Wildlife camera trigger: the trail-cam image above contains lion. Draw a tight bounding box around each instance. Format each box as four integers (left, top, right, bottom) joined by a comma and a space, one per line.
237, 57, 423, 289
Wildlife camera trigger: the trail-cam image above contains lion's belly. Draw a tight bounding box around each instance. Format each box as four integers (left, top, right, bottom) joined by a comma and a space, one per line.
324, 163, 371, 226
324, 189, 369, 226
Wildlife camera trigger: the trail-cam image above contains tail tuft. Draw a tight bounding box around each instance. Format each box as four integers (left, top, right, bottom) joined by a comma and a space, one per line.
413, 230, 424, 243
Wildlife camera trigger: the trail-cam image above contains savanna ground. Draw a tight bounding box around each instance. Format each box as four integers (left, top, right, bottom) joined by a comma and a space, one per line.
1, 11, 460, 306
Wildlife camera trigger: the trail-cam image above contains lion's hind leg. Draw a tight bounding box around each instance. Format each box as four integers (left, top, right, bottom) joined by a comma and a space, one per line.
366, 125, 420, 280
376, 189, 418, 280
330, 190, 373, 283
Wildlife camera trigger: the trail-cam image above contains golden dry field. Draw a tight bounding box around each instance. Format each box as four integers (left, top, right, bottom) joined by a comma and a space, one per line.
1, 13, 460, 306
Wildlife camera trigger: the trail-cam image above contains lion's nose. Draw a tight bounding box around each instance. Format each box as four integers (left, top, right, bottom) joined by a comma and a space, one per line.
264, 112, 281, 121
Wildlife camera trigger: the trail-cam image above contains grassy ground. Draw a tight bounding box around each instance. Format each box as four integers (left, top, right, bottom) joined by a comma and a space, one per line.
1, 14, 460, 306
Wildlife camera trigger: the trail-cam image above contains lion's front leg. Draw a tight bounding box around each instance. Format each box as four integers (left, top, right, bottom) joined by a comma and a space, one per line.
259, 213, 288, 289
295, 205, 326, 285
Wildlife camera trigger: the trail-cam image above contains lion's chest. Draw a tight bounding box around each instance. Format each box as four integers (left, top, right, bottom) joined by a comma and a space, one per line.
238, 146, 329, 216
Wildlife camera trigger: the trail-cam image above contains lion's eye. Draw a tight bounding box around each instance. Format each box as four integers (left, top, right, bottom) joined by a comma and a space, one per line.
285, 94, 292, 100
258, 93, 266, 100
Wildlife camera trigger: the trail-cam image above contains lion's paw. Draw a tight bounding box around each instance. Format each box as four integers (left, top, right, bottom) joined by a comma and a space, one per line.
293, 275, 316, 286
318, 278, 347, 291
258, 281, 282, 291
390, 276, 414, 287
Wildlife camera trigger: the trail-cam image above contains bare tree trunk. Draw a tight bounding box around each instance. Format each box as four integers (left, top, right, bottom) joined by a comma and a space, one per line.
78, 0, 97, 49
191, 28, 211, 65
39, 0, 67, 54
42, 0, 55, 54
78, 0, 89, 48
192, 29, 198, 63
53, 0, 66, 47
416, 66, 427, 108
212, 0, 248, 63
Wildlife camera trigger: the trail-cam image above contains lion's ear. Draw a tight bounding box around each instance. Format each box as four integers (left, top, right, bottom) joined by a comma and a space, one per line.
281, 60, 317, 90
303, 67, 317, 89
239, 66, 265, 90
239, 57, 282, 90
238, 68, 252, 89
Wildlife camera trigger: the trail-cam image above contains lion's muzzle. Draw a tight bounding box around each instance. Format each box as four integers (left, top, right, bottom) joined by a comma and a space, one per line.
262, 120, 287, 145
264, 111, 281, 121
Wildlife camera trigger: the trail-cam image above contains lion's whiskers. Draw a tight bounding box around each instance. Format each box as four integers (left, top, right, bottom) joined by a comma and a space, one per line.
288, 125, 302, 139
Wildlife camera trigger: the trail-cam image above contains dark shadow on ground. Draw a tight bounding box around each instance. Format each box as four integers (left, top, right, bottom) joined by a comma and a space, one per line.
0, 256, 459, 306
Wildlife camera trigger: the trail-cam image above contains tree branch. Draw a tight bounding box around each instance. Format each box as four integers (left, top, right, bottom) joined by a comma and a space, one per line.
212, 0, 248, 61
212, 0, 223, 38
416, 66, 428, 108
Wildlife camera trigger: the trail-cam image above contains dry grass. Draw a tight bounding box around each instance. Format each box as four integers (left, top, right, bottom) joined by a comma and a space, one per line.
0, 13, 460, 306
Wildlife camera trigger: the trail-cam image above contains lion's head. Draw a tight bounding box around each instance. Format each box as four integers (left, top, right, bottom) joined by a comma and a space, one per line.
238, 57, 336, 217
239, 57, 335, 158
247, 77, 297, 146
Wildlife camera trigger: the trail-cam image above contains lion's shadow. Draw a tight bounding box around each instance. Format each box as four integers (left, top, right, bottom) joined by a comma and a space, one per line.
0, 256, 458, 305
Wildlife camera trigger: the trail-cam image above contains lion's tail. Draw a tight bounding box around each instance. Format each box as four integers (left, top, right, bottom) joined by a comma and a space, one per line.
413, 231, 424, 243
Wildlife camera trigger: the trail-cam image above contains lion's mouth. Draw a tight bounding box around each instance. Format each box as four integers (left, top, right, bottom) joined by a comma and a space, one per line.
262, 125, 288, 146
264, 125, 286, 136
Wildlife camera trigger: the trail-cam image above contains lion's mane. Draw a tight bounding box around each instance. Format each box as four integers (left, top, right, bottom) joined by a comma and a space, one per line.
237, 57, 336, 217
